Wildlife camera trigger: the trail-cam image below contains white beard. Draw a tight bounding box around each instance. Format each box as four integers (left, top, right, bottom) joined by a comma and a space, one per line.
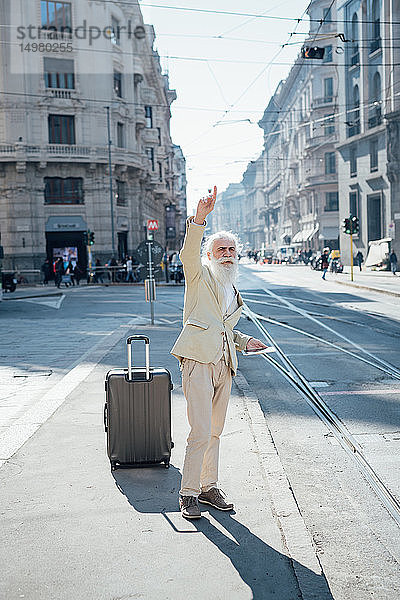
208, 255, 238, 287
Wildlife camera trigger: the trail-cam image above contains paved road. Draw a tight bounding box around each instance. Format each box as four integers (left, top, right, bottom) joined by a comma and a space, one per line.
1, 272, 399, 599
237, 262, 400, 599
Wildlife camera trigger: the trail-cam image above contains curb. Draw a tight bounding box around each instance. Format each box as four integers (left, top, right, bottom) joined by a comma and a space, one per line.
234, 370, 332, 600
334, 279, 400, 298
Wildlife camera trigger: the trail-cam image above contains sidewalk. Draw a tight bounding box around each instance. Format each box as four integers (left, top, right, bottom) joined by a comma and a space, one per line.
332, 267, 400, 297
1, 281, 182, 301
0, 301, 332, 600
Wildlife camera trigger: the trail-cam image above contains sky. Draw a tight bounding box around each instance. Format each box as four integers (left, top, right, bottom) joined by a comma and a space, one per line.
138, 0, 311, 214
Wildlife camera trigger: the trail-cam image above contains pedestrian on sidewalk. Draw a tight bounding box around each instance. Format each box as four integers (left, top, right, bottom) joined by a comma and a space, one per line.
41, 258, 51, 285
125, 256, 134, 282
355, 250, 364, 272
73, 263, 84, 285
171, 187, 267, 520
390, 250, 398, 275
321, 248, 330, 280
54, 257, 64, 288
66, 261, 76, 286
94, 258, 104, 284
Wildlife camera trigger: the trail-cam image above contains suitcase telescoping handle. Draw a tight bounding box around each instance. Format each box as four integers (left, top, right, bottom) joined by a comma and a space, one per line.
126, 335, 150, 381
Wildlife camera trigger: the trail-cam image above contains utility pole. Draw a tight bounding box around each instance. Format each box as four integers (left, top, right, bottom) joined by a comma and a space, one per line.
350, 232, 354, 282
106, 106, 116, 258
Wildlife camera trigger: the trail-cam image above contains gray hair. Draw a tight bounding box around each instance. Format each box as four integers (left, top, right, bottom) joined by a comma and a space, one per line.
202, 230, 242, 259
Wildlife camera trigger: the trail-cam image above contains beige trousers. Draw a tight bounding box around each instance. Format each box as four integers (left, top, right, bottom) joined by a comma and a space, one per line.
180, 358, 232, 497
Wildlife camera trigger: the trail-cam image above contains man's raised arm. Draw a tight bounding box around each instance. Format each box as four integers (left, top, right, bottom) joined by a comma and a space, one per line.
179, 186, 217, 282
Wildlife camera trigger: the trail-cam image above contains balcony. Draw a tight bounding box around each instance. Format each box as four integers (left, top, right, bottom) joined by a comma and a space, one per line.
350, 52, 360, 67
45, 88, 77, 100
312, 95, 337, 109
0, 143, 143, 169
346, 108, 360, 137
305, 172, 337, 186
39, 29, 73, 41
141, 128, 160, 145
370, 38, 381, 55
368, 106, 382, 129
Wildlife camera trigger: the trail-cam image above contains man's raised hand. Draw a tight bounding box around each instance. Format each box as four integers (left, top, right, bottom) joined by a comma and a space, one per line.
194, 185, 217, 225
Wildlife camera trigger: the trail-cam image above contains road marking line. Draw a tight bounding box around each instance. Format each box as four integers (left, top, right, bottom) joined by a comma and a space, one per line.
321, 389, 400, 396
16, 295, 66, 309
0, 316, 145, 468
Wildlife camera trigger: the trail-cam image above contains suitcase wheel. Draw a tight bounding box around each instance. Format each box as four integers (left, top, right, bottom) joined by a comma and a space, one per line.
164, 460, 170, 469
111, 461, 117, 472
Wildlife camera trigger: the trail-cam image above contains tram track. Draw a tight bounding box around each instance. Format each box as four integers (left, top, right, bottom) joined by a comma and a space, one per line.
160, 286, 400, 524
243, 304, 400, 526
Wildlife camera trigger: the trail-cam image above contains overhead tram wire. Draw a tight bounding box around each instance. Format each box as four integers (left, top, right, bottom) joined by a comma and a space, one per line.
212, 3, 309, 128
123, 1, 400, 26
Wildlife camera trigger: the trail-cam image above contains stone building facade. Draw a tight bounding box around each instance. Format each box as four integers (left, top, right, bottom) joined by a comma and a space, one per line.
0, 0, 185, 271
336, 0, 400, 263
258, 0, 340, 256
236, 0, 400, 263
210, 182, 247, 243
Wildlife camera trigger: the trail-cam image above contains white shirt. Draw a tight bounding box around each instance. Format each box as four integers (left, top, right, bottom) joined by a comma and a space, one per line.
223, 284, 236, 315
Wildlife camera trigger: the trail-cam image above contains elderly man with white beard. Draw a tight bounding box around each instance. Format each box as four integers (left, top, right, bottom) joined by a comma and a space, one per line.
171, 188, 267, 519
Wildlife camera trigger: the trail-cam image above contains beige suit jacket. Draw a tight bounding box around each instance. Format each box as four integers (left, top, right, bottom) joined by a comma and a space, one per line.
170, 218, 251, 374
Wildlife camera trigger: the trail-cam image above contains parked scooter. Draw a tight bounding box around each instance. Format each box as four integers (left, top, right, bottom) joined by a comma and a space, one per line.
2, 272, 17, 292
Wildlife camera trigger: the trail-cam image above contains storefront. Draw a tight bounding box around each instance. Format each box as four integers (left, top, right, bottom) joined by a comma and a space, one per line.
45, 216, 88, 275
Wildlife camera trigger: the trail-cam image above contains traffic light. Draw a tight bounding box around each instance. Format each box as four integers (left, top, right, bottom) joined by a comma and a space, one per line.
89, 231, 95, 245
342, 218, 351, 234
351, 215, 359, 234
301, 46, 325, 59
83, 230, 88, 245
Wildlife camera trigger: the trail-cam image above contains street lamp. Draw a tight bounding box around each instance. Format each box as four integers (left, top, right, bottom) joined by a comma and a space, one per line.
106, 106, 116, 257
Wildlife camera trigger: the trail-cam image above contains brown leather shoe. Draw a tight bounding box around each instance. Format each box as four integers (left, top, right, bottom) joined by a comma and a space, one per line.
198, 488, 234, 511
179, 495, 201, 519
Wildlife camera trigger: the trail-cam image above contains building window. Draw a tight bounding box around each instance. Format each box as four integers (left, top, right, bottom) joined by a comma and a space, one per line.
348, 84, 360, 137
44, 177, 83, 204
324, 77, 333, 102
117, 122, 124, 148
325, 151, 336, 174
324, 113, 335, 135
146, 147, 155, 170
368, 72, 382, 128
350, 147, 357, 177
145, 106, 153, 128
157, 127, 161, 145
325, 191, 339, 211
323, 45, 332, 63
370, 139, 378, 171
351, 13, 359, 65
48, 114, 75, 144
349, 191, 359, 218
111, 16, 120, 45
158, 161, 162, 181
113, 71, 122, 97
41, 1, 72, 33
115, 180, 126, 206
370, 0, 381, 53
44, 57, 74, 89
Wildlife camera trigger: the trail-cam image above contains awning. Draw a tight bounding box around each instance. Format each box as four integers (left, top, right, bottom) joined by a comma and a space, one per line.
304, 225, 319, 241
292, 225, 319, 243
292, 231, 304, 243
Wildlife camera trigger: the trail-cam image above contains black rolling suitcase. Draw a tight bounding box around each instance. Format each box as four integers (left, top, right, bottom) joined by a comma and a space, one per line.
104, 335, 173, 471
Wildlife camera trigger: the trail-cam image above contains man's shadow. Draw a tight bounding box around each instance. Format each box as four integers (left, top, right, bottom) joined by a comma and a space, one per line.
114, 466, 334, 600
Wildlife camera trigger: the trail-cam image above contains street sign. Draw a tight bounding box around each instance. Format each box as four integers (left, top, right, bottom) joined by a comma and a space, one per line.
136, 240, 164, 266
147, 219, 159, 231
